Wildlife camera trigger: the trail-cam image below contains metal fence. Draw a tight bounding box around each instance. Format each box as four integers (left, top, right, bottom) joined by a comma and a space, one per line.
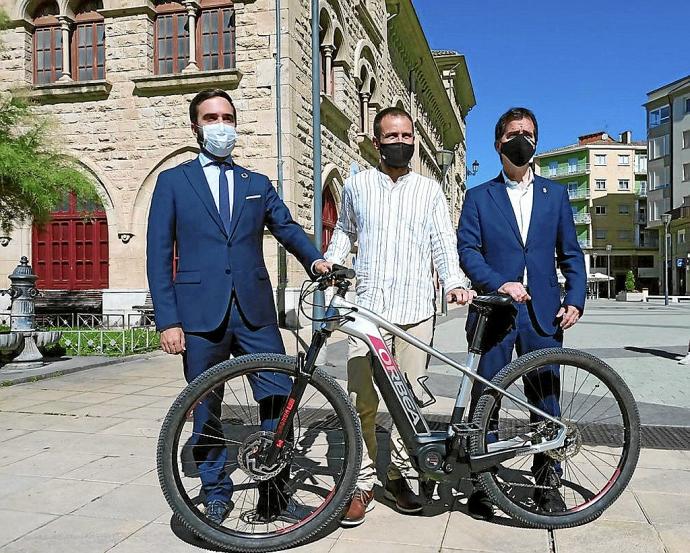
59, 327, 160, 356
33, 312, 155, 329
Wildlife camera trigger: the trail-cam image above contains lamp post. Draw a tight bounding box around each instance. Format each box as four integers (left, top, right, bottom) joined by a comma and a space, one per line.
466, 159, 479, 178
435, 149, 456, 316
606, 244, 612, 299
662, 213, 672, 306
592, 252, 598, 298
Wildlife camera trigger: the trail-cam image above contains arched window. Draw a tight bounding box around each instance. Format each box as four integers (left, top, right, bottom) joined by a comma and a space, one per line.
198, 0, 235, 71
72, 0, 105, 81
322, 185, 338, 253
154, 1, 189, 74
32, 1, 62, 84
358, 66, 376, 134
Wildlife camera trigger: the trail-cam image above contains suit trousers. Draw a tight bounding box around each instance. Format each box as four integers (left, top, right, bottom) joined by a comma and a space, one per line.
470, 302, 562, 475
347, 316, 434, 491
182, 296, 292, 503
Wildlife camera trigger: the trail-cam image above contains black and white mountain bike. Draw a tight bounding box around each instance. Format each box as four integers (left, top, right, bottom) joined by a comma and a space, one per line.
157, 265, 640, 552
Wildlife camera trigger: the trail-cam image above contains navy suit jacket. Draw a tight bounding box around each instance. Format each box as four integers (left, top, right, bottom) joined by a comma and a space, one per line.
146, 158, 322, 332
457, 173, 586, 335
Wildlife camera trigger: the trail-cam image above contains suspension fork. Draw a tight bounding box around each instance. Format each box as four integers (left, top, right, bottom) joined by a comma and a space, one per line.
263, 329, 330, 466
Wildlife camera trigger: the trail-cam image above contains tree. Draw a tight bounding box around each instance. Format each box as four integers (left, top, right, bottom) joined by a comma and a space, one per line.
0, 10, 99, 234
625, 270, 636, 292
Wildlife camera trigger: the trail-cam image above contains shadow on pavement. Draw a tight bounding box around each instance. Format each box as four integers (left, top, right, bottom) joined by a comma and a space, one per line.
624, 346, 683, 360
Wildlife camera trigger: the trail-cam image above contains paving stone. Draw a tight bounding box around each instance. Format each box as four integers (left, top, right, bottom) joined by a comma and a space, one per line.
553, 520, 665, 553
635, 492, 690, 525
62, 454, 154, 484
72, 483, 170, 522
655, 523, 690, 553
0, 449, 102, 477
629, 467, 690, 494
0, 509, 56, 547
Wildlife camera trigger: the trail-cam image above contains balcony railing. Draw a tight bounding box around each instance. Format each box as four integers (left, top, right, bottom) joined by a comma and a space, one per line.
578, 238, 592, 248
635, 183, 647, 197
544, 163, 590, 178
573, 212, 591, 224
568, 189, 590, 200
636, 214, 647, 224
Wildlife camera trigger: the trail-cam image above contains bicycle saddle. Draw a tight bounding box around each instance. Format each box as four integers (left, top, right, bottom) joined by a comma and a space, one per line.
472, 294, 514, 309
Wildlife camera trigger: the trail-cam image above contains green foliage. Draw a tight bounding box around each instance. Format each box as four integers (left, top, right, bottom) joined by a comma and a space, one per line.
0, 96, 100, 233
0, 10, 10, 31
625, 270, 636, 292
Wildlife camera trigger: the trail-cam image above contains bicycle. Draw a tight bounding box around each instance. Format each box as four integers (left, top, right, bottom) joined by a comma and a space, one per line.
157, 265, 641, 552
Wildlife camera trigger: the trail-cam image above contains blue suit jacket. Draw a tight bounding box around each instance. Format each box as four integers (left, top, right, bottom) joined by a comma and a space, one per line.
146, 158, 322, 332
457, 173, 586, 335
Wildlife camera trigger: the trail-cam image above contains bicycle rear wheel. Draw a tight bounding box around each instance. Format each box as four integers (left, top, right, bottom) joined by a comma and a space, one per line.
470, 348, 640, 529
157, 353, 361, 552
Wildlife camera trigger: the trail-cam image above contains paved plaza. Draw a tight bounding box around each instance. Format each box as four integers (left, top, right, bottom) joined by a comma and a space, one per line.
0, 299, 689, 552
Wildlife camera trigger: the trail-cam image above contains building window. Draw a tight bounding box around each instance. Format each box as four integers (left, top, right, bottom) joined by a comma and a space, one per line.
649, 105, 670, 128
595, 229, 607, 240
595, 205, 607, 215
678, 229, 686, 244
357, 64, 376, 134
595, 179, 606, 190
618, 230, 631, 241
649, 166, 670, 190
618, 179, 630, 191
649, 135, 670, 159
635, 155, 647, 172
32, 2, 63, 84
154, 0, 235, 75
618, 154, 630, 165
685, 97, 690, 114
72, 0, 105, 81
548, 161, 558, 176
568, 158, 578, 173
594, 154, 607, 166
198, 3, 236, 71
618, 204, 630, 214
154, 1, 189, 74
683, 130, 690, 149
684, 163, 690, 182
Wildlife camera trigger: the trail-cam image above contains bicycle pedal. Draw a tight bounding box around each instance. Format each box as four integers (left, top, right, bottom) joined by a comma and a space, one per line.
451, 422, 481, 436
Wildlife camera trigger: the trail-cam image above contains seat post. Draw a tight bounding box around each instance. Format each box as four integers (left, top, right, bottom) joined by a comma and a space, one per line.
468, 308, 490, 354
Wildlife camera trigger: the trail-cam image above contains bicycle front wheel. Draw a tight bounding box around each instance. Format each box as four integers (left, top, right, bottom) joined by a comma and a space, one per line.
470, 348, 640, 529
157, 353, 361, 552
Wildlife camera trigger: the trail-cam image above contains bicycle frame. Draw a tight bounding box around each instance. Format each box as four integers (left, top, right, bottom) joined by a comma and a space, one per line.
311, 293, 569, 477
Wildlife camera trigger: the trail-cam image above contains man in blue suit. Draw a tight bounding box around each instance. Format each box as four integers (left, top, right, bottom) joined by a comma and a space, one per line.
147, 89, 330, 524
457, 107, 586, 519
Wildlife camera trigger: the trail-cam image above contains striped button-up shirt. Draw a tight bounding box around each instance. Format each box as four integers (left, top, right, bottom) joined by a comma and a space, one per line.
325, 167, 470, 325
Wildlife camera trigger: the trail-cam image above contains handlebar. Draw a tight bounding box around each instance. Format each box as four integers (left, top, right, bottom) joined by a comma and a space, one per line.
315, 264, 355, 291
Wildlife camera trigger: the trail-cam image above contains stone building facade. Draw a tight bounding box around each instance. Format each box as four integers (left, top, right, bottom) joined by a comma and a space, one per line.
0, 0, 475, 322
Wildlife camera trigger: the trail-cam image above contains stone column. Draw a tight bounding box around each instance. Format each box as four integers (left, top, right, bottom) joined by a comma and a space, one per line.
322, 45, 334, 96
57, 15, 72, 81
183, 0, 200, 72
360, 92, 370, 133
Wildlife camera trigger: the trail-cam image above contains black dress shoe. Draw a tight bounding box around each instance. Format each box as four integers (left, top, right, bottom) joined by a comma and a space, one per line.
467, 488, 495, 521
383, 477, 423, 514
533, 465, 566, 513
206, 499, 231, 524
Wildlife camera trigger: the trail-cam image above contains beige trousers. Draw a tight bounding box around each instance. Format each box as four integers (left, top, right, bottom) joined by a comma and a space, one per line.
346, 316, 434, 491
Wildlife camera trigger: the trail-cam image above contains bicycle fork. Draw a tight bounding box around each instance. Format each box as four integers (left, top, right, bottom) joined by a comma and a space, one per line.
262, 329, 329, 468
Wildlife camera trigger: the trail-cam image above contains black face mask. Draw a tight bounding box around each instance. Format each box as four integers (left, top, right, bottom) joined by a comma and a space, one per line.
500, 134, 536, 167
379, 142, 415, 168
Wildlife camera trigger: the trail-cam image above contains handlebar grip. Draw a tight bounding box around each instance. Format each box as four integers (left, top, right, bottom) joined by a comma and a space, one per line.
331, 264, 356, 279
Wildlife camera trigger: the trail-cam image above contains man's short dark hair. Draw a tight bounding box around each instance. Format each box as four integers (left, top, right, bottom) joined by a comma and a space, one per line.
494, 107, 538, 143
189, 89, 236, 124
373, 107, 414, 140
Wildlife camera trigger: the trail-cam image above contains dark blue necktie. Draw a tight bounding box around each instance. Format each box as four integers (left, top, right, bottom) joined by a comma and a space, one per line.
216, 162, 231, 233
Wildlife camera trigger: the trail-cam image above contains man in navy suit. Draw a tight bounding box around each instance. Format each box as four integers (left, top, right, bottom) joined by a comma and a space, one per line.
457, 107, 586, 519
147, 89, 330, 524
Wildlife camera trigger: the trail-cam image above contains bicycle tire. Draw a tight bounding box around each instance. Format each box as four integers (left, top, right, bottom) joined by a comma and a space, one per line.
470, 347, 640, 529
157, 353, 362, 552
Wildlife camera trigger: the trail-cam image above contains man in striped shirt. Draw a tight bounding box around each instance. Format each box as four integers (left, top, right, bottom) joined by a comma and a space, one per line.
325, 107, 475, 527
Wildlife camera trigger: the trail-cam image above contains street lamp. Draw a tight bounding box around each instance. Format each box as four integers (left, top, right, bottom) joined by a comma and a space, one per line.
466, 159, 480, 177
662, 213, 672, 306
434, 149, 456, 316
606, 244, 612, 299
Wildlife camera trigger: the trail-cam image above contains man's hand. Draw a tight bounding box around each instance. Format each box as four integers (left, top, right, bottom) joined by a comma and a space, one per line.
446, 288, 477, 305
313, 260, 333, 275
160, 327, 185, 354
498, 282, 531, 303
557, 305, 580, 330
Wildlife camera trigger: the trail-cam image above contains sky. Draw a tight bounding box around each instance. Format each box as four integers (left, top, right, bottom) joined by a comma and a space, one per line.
414, 0, 690, 186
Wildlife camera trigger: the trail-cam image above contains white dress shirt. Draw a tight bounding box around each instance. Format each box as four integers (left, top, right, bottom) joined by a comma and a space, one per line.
325, 167, 470, 325
503, 168, 534, 285
199, 151, 234, 216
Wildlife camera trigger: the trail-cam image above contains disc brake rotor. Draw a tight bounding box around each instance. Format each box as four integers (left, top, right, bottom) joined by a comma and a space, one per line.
237, 431, 292, 481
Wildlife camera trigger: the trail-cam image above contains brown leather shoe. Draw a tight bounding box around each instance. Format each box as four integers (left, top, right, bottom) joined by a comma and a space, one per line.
341, 488, 375, 527
383, 477, 423, 514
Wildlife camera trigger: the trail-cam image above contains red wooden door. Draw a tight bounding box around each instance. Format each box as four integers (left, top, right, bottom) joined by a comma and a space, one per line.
32, 193, 109, 289
322, 186, 338, 253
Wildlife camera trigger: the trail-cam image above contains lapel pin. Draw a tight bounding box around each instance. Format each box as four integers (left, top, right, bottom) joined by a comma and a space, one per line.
542, 187, 547, 194
241, 172, 248, 179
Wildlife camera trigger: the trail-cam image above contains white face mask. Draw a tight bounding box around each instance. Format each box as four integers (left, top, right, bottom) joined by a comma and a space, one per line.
199, 123, 237, 159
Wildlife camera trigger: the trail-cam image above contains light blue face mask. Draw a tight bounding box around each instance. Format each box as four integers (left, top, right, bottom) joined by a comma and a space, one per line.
199, 123, 237, 159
